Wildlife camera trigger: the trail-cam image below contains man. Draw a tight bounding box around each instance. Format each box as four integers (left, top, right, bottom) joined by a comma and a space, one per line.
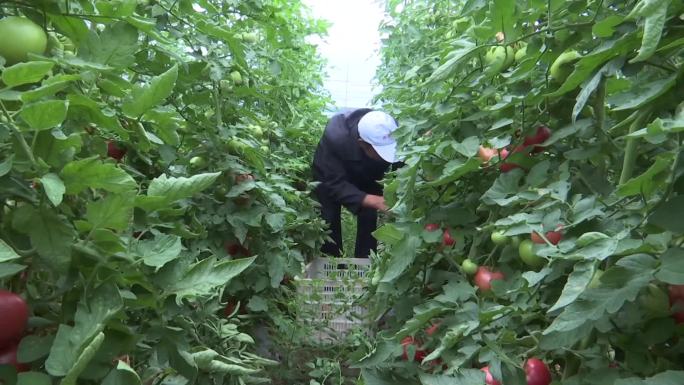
312, 108, 401, 258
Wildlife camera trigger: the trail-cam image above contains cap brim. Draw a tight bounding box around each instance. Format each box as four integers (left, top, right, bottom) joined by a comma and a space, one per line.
372, 142, 397, 163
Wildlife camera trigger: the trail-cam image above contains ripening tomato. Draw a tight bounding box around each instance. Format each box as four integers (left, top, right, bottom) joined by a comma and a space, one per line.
531, 229, 562, 245
401, 336, 427, 362
525, 358, 552, 385
425, 322, 440, 336
478, 146, 497, 163
425, 223, 440, 232
474, 267, 505, 291
0, 291, 29, 347
481, 366, 501, 385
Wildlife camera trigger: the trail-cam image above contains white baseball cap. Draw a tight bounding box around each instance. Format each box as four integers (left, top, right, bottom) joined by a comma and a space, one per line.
358, 111, 399, 163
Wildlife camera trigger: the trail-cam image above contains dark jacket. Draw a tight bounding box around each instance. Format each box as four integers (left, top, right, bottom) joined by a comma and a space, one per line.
312, 108, 398, 214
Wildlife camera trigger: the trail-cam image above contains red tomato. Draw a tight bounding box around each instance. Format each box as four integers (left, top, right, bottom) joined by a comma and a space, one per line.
474, 267, 505, 292
545, 230, 563, 245
401, 336, 427, 362
499, 162, 519, 172
481, 366, 501, 385
0, 343, 29, 373
442, 228, 456, 246
668, 285, 684, 324
0, 291, 29, 347
525, 358, 552, 385
425, 223, 440, 232
107, 140, 126, 162
499, 148, 509, 159
523, 126, 551, 146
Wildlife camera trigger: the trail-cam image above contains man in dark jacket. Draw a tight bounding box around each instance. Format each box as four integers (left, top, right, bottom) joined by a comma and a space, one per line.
312, 108, 401, 258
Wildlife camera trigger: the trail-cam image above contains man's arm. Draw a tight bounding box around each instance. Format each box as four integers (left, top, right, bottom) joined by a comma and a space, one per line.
315, 148, 388, 213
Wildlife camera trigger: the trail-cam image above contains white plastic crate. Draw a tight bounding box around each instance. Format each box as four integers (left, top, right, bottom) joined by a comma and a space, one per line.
294, 257, 371, 342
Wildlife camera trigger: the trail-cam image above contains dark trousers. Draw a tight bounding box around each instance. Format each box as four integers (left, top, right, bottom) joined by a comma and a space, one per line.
315, 189, 378, 258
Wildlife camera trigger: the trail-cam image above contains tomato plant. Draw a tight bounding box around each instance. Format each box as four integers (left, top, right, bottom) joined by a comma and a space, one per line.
0, 0, 331, 383
357, 0, 684, 384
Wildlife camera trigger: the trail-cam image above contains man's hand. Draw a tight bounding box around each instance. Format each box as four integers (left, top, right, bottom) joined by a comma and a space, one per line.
362, 194, 389, 212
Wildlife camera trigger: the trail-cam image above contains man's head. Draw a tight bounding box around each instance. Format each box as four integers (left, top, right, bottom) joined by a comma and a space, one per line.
357, 111, 399, 163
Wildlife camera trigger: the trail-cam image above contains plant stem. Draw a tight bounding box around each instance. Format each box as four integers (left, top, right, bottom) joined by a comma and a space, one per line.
0, 100, 38, 169
619, 109, 651, 185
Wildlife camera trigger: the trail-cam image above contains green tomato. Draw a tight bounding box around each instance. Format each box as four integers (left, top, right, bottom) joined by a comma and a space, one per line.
189, 156, 207, 169
227, 139, 246, 154
514, 43, 527, 63
241, 32, 258, 44
0, 16, 48, 64
638, 283, 670, 317
461, 259, 478, 275
484, 45, 515, 73
490, 231, 508, 245
549, 50, 581, 83
220, 79, 232, 92
259, 145, 269, 153
518, 239, 545, 268
249, 124, 264, 138
230, 70, 243, 85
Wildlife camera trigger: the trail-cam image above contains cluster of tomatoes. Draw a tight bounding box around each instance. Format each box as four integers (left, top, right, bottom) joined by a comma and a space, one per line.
478, 125, 552, 172
0, 290, 30, 373
400, 322, 553, 385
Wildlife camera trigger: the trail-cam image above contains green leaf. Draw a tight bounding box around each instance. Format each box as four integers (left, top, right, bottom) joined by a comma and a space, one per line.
548, 261, 595, 313
136, 234, 183, 271
2, 61, 54, 87
67, 94, 128, 139
592, 15, 625, 38
617, 154, 672, 197
572, 70, 603, 124
649, 195, 684, 234
419, 369, 485, 385
11, 205, 75, 271
616, 370, 684, 385
18, 334, 55, 363
17, 372, 51, 385
0, 155, 12, 177
630, 3, 668, 63
79, 22, 139, 68
96, 0, 137, 17
40, 173, 65, 207
380, 234, 420, 283
372, 224, 404, 245
46, 282, 122, 376
655, 248, 684, 284
428, 158, 481, 187
19, 100, 69, 131
59, 332, 105, 385
626, 0, 670, 19
61, 158, 137, 194
426, 41, 478, 84
548, 35, 638, 97
85, 193, 134, 231
147, 172, 220, 201
0, 263, 26, 279
122, 65, 179, 118
247, 295, 269, 312
166, 257, 256, 304
608, 74, 677, 111
570, 235, 619, 261
102, 361, 142, 385
265, 213, 285, 231
0, 238, 21, 263
544, 255, 654, 334
21, 75, 80, 103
